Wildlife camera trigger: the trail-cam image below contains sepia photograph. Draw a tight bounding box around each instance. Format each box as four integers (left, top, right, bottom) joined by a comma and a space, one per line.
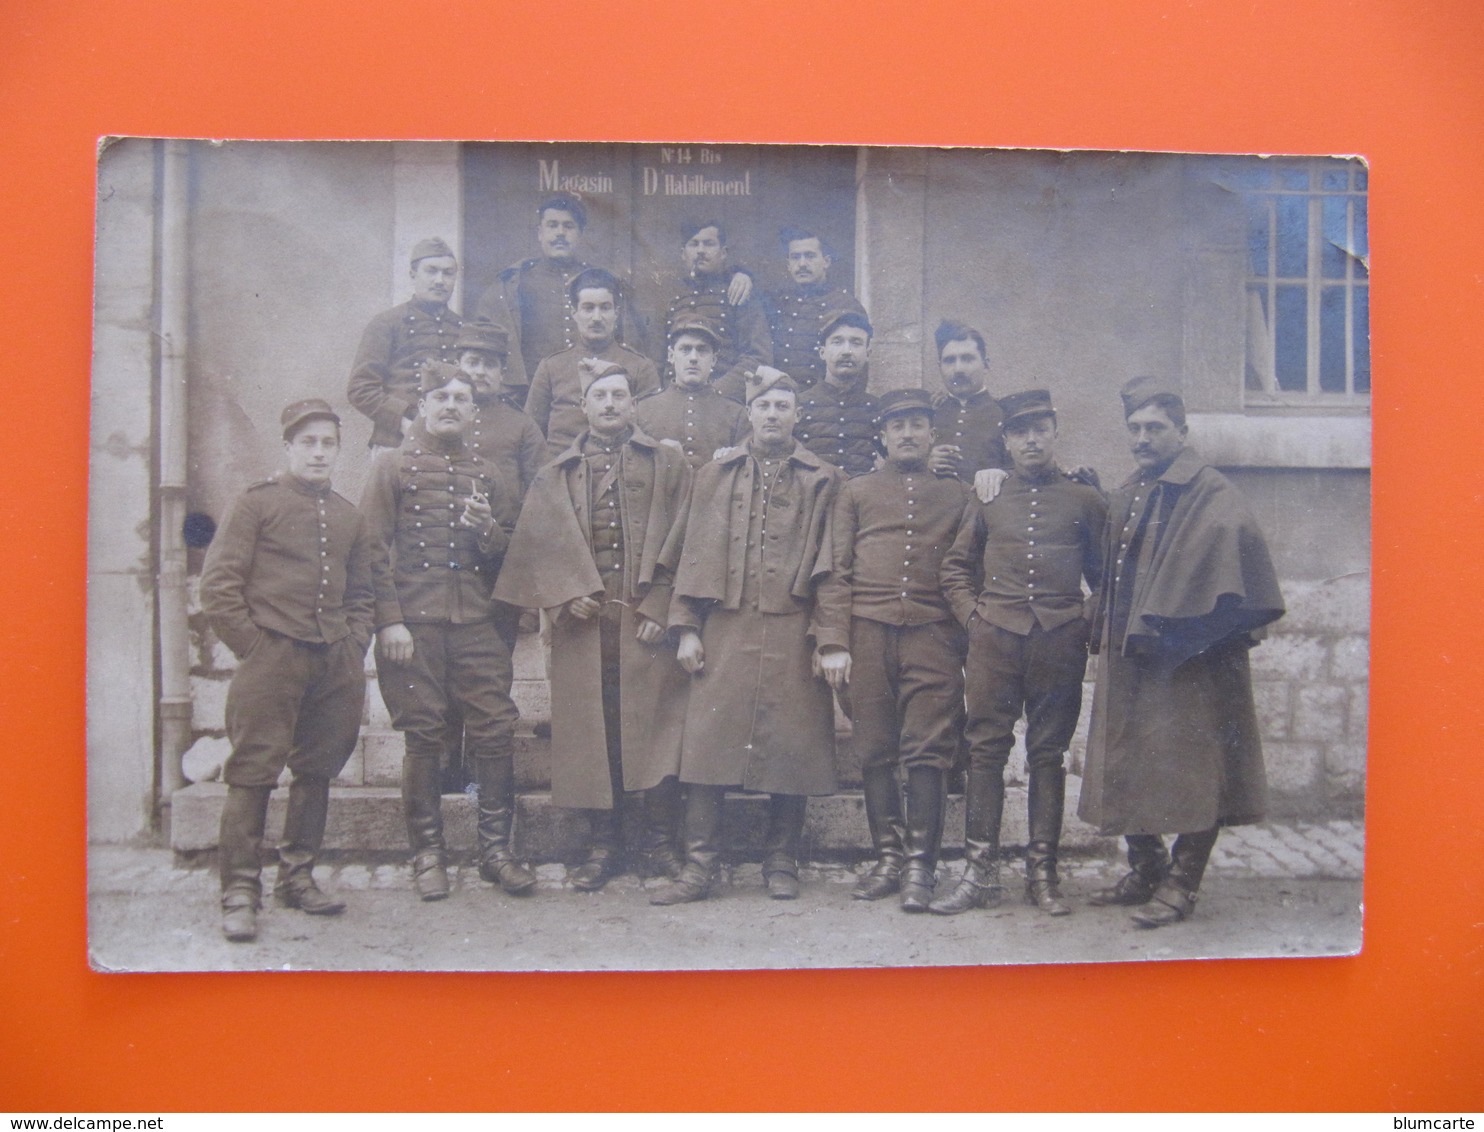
87, 138, 1369, 973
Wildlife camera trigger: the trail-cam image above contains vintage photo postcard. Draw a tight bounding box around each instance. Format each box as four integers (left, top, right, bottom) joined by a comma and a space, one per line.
87, 139, 1368, 972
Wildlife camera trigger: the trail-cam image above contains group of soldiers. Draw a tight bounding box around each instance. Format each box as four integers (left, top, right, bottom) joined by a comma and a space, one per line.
200, 193, 1286, 946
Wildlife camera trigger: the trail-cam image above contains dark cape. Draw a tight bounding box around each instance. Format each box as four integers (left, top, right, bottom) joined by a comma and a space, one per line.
1079, 447, 1285, 835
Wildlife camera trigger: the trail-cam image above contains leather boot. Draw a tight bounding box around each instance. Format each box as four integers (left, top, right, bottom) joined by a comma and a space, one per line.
219, 784, 271, 942
1132, 827, 1218, 928
639, 776, 684, 880
274, 775, 345, 915
570, 807, 623, 892
403, 753, 449, 901
928, 766, 1004, 914
1088, 834, 1169, 906
853, 765, 906, 901
762, 793, 806, 899
473, 755, 536, 895
650, 784, 723, 905
1024, 763, 1070, 915
900, 766, 945, 912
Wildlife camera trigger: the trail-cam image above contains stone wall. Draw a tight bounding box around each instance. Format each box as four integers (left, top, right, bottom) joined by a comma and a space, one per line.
184, 572, 1369, 821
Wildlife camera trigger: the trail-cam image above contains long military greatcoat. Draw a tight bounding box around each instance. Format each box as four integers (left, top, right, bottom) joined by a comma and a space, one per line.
670, 442, 846, 794
1079, 447, 1285, 835
493, 429, 692, 809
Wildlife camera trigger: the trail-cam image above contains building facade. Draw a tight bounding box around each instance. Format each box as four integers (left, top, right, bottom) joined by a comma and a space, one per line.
88, 140, 1369, 844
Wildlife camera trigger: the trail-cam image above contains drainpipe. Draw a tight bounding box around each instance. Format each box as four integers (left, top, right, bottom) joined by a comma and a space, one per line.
156, 139, 192, 809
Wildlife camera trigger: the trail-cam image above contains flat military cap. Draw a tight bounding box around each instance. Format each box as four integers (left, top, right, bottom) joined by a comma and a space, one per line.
876, 387, 936, 427
667, 314, 724, 347
281, 398, 340, 439
410, 236, 456, 265
1120, 374, 1184, 418
998, 388, 1057, 429
418, 359, 472, 394
819, 308, 873, 343
580, 357, 631, 393
453, 320, 510, 357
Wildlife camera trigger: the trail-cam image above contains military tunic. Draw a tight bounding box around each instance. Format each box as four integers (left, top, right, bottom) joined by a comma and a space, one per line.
467, 395, 546, 509
1080, 447, 1284, 834
361, 422, 519, 761
671, 443, 845, 795
931, 387, 1008, 482
796, 376, 881, 478
941, 467, 1106, 774
660, 271, 773, 402
764, 283, 866, 388
348, 299, 464, 448
200, 475, 376, 787
818, 463, 971, 772
478, 257, 650, 405
634, 383, 750, 470
526, 342, 661, 459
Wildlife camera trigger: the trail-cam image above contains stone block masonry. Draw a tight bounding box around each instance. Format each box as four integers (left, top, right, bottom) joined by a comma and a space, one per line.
181, 573, 1369, 823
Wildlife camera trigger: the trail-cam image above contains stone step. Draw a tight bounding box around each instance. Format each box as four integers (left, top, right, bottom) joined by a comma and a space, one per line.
169, 779, 1119, 861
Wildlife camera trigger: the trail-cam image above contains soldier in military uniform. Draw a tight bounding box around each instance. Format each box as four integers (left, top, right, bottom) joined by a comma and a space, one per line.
634, 316, 750, 469
495, 360, 694, 891
816, 389, 972, 912
795, 309, 881, 478
361, 362, 536, 902
348, 237, 464, 450
658, 220, 773, 402
652, 371, 847, 906
927, 319, 1008, 489
200, 399, 376, 942
526, 267, 661, 458
474, 194, 593, 408
452, 319, 545, 512
933, 390, 1107, 917
763, 227, 866, 389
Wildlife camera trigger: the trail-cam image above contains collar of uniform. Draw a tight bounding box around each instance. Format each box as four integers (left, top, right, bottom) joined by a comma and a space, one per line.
1124, 444, 1204, 489
279, 472, 334, 497
1011, 465, 1062, 487
1156, 445, 1205, 486
724, 439, 822, 470
409, 297, 450, 317
408, 419, 469, 456
815, 375, 871, 401
582, 427, 633, 455
791, 281, 835, 298
555, 427, 663, 468
944, 385, 990, 407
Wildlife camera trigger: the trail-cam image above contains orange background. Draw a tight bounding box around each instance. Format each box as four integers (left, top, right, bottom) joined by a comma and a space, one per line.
2, 0, 1480, 1112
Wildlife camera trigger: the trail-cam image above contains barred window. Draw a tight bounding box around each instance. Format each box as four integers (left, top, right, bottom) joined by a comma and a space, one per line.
1232, 158, 1369, 405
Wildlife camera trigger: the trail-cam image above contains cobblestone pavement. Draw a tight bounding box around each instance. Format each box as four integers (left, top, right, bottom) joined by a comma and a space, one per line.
91, 817, 1365, 896
86, 819, 1364, 974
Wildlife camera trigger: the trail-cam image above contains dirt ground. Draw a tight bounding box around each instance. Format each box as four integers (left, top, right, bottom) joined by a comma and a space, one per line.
88, 847, 1363, 973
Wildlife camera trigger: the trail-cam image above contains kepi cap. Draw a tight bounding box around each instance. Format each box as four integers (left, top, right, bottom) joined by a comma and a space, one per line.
875, 387, 936, 428
1120, 375, 1184, 418
453, 320, 510, 358
997, 388, 1057, 429
281, 398, 340, 440
667, 315, 724, 348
